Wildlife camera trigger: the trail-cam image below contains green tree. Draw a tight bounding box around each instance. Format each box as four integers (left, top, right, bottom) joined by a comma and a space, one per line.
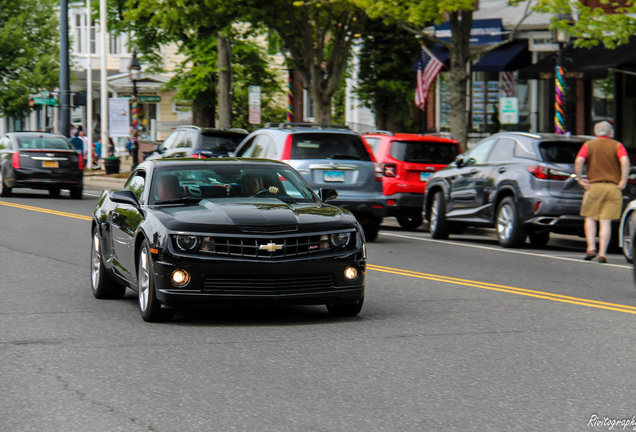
0, 0, 59, 119
250, 0, 367, 125
356, 19, 421, 132
115, 0, 281, 128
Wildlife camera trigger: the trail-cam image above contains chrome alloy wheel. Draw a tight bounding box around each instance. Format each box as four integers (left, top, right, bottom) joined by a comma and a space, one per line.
91, 231, 101, 289
496, 202, 514, 242
138, 246, 151, 313
430, 194, 440, 231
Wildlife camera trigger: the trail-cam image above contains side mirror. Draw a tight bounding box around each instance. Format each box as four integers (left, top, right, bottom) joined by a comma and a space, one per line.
111, 190, 139, 207
319, 188, 338, 203
455, 154, 465, 168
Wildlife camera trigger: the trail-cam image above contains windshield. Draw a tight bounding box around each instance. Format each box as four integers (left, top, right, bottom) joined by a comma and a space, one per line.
290, 133, 372, 161
538, 141, 585, 164
150, 164, 317, 205
389, 140, 459, 164
17, 136, 75, 150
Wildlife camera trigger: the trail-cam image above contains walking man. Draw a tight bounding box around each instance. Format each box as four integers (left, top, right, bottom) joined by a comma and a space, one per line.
574, 121, 630, 263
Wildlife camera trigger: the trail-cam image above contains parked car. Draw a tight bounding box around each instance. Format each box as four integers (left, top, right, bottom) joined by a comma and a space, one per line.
91, 158, 366, 322
363, 131, 461, 229
233, 123, 386, 241
424, 132, 602, 248
0, 132, 84, 199
145, 125, 248, 160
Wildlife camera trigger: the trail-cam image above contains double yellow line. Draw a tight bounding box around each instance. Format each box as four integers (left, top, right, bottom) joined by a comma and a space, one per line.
0, 200, 92, 221
369, 264, 636, 315
2, 200, 635, 315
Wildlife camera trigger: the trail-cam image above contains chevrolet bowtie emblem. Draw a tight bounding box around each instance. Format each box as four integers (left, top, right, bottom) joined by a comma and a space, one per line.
260, 242, 283, 252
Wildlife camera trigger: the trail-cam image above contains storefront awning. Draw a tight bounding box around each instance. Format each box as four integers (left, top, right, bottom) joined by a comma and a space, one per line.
519, 37, 636, 80
472, 40, 531, 72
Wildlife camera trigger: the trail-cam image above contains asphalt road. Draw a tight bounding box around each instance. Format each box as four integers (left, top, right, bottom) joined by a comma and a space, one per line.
2, 186, 636, 432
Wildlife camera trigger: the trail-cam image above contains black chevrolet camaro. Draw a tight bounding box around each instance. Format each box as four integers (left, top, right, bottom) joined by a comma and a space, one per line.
91, 158, 366, 322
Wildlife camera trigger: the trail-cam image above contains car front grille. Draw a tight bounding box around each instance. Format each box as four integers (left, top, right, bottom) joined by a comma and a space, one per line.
203, 274, 335, 294
211, 235, 331, 258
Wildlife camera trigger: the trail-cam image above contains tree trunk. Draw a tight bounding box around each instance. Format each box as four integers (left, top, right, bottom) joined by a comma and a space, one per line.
448, 11, 473, 152
193, 92, 216, 127
217, 32, 232, 129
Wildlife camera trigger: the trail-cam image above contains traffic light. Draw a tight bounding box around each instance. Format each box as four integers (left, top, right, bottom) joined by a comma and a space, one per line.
29, 98, 42, 110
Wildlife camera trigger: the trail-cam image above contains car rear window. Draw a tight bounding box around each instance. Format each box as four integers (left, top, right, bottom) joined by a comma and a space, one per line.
17, 136, 75, 150
538, 141, 585, 163
389, 140, 459, 164
201, 133, 245, 153
290, 133, 372, 161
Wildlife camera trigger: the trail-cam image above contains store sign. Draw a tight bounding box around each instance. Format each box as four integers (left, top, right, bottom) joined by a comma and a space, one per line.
435, 19, 504, 45
529, 31, 558, 52
122, 95, 161, 103
249, 86, 261, 125
499, 97, 519, 124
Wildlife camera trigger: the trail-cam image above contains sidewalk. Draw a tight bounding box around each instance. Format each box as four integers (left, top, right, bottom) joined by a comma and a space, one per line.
83, 155, 133, 191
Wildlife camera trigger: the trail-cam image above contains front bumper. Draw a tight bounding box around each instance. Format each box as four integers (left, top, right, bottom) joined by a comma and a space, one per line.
152, 250, 366, 309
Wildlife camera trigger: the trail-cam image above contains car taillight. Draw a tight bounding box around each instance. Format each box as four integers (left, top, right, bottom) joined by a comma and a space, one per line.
527, 165, 570, 180
78, 153, 84, 170
374, 162, 383, 182
382, 163, 397, 177
192, 154, 206, 159
12, 152, 20, 169
281, 135, 293, 160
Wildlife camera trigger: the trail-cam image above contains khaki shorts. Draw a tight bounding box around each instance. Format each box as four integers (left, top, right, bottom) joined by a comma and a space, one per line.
580, 182, 623, 220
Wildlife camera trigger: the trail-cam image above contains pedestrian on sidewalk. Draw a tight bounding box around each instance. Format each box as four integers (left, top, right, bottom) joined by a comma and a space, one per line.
574, 121, 630, 263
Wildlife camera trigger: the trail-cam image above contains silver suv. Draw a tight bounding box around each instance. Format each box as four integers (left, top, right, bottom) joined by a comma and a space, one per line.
233, 123, 386, 241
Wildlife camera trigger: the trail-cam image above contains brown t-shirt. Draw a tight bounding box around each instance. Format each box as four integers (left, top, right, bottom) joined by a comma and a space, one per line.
582, 138, 622, 184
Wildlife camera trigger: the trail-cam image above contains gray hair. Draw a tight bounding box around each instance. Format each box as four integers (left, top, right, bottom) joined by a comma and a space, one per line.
594, 121, 613, 137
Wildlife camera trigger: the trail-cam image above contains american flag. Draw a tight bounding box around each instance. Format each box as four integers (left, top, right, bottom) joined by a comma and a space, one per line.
415, 45, 444, 110
500, 71, 515, 97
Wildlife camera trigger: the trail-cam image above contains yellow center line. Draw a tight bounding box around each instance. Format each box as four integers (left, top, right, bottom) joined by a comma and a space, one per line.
0, 200, 92, 221
368, 264, 636, 315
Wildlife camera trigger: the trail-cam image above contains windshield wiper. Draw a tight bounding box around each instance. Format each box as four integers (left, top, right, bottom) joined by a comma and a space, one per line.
154, 196, 202, 205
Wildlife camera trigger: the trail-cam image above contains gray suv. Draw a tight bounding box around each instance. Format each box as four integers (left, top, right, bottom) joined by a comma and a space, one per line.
233, 123, 386, 241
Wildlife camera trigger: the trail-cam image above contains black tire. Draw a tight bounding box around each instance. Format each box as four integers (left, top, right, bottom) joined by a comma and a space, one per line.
622, 212, 634, 263
91, 227, 126, 299
0, 170, 12, 197
49, 188, 61, 198
495, 197, 526, 248
396, 214, 423, 230
429, 191, 449, 239
327, 297, 364, 317
529, 231, 550, 247
70, 187, 83, 200
138, 240, 174, 322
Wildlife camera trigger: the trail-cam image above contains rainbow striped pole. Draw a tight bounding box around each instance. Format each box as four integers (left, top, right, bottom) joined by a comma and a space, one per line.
287, 71, 293, 123
554, 64, 566, 134
132, 84, 139, 167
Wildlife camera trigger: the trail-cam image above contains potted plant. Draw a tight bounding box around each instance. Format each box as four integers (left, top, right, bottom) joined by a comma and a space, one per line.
104, 156, 121, 174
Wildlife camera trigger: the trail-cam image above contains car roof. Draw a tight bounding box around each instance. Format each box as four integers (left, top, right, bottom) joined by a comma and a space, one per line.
176, 125, 248, 134
259, 123, 359, 134
362, 131, 460, 144
7, 131, 67, 138
492, 131, 590, 142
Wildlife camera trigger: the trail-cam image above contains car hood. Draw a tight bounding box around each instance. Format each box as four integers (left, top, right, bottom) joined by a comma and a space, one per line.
151, 199, 350, 233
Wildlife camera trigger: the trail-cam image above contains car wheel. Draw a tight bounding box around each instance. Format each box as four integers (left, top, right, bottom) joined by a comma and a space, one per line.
327, 297, 364, 317
70, 187, 83, 200
396, 215, 423, 230
622, 213, 633, 263
0, 170, 12, 197
91, 228, 126, 299
529, 231, 550, 247
49, 188, 61, 198
496, 197, 526, 248
138, 240, 174, 322
429, 191, 449, 239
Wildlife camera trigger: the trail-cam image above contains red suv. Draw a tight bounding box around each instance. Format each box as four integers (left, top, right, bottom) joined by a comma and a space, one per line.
363, 132, 462, 229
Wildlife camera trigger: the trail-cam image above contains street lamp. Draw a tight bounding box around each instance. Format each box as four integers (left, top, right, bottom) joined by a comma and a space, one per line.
128, 50, 142, 167
553, 19, 571, 135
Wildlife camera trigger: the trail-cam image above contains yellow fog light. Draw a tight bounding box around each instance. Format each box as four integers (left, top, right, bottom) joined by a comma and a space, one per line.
171, 269, 191, 287
344, 266, 358, 281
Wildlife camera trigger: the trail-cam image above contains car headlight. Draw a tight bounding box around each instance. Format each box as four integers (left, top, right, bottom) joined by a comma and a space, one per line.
331, 232, 351, 248
174, 235, 200, 251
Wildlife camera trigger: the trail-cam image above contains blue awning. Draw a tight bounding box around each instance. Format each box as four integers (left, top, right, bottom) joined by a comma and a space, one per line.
473, 40, 531, 72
